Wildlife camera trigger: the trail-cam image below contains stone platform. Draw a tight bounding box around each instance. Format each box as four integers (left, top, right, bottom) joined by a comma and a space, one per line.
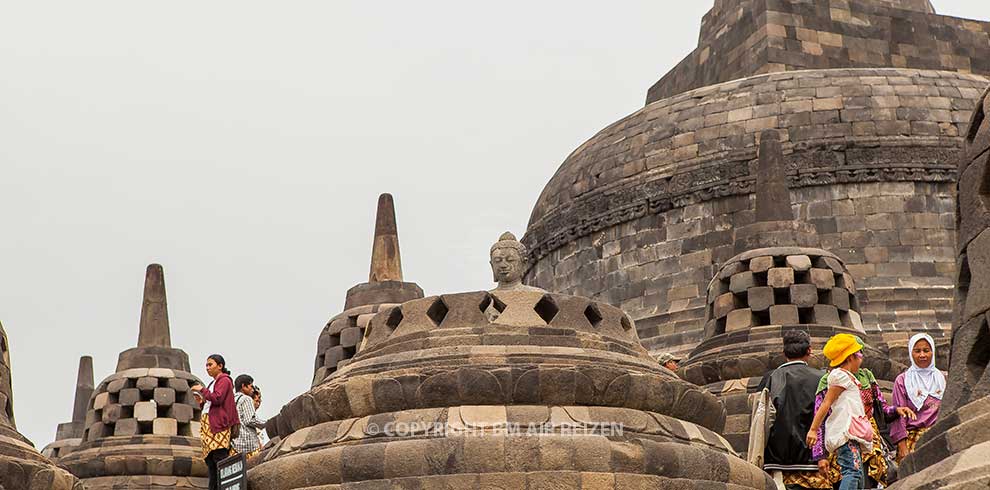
251, 290, 774, 489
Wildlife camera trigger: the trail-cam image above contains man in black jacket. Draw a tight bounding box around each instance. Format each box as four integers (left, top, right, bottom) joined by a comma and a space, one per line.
760, 330, 825, 489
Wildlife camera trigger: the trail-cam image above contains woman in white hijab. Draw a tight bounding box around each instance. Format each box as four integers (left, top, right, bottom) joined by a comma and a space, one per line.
890, 332, 946, 462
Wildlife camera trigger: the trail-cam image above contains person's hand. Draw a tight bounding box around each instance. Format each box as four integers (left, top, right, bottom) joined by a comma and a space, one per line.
190, 384, 203, 392
896, 407, 917, 420
818, 459, 829, 477
806, 429, 818, 448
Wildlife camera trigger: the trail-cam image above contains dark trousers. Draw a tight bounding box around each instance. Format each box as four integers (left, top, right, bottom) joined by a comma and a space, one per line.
205, 448, 230, 490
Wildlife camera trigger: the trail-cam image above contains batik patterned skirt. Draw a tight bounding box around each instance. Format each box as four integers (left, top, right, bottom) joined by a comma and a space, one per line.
903, 427, 929, 454
200, 413, 232, 458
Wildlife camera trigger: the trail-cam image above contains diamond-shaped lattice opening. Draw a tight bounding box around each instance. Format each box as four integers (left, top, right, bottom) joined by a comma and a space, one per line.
584, 303, 603, 327
385, 307, 404, 330
479, 293, 493, 313
492, 296, 507, 314
426, 297, 449, 327
534, 295, 559, 324
620, 315, 633, 331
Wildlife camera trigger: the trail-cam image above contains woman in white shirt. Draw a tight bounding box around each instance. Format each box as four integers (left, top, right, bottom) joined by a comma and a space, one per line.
806, 334, 871, 490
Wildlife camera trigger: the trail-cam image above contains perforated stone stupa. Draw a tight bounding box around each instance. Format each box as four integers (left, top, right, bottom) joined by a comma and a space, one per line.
312, 193, 424, 386
890, 86, 990, 490
681, 130, 902, 454
42, 356, 95, 460
0, 321, 84, 490
57, 264, 208, 489
248, 235, 774, 489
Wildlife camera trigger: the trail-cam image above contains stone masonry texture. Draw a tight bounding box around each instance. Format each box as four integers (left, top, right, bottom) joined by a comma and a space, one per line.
524, 67, 988, 361
250, 290, 775, 489
647, 0, 990, 103
889, 86, 990, 490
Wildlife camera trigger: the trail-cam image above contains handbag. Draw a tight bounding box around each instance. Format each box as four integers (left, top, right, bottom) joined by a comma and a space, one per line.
746, 388, 776, 467
848, 414, 874, 442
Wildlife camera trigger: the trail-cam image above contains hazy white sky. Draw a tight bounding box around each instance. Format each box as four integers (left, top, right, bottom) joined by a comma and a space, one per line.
1, 1, 985, 447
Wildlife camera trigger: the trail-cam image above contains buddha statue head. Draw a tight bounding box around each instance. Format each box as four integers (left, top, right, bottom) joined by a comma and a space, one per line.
490, 232, 541, 291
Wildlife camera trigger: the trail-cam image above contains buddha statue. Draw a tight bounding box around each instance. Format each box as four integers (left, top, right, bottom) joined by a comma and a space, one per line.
489, 231, 543, 292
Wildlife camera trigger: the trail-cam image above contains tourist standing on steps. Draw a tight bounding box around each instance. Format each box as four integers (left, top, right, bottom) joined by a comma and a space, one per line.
890, 333, 943, 462
191, 354, 238, 490
807, 334, 873, 490
232, 374, 266, 458
759, 330, 825, 490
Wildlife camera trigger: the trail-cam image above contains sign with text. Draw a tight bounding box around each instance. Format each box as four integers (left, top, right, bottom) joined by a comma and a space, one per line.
218, 453, 247, 490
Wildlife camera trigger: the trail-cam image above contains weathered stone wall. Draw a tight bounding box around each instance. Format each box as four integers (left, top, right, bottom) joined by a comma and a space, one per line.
528, 181, 955, 357
647, 0, 990, 102
889, 86, 990, 490
525, 68, 987, 358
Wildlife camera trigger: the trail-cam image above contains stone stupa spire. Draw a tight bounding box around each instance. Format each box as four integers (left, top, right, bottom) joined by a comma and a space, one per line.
114, 264, 189, 372
42, 356, 95, 459
753, 130, 793, 223
732, 129, 819, 253
70, 356, 94, 429
312, 193, 424, 385
368, 193, 403, 283
137, 264, 171, 348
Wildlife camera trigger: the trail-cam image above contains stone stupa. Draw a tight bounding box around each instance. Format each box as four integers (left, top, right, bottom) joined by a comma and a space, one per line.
41, 356, 95, 460
247, 231, 775, 489
0, 321, 84, 490
312, 193, 424, 386
680, 130, 902, 454
58, 264, 209, 489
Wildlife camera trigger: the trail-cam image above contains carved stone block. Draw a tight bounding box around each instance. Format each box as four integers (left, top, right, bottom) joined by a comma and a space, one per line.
767, 268, 795, 288
134, 401, 157, 422
714, 293, 743, 319
119, 388, 141, 407
153, 418, 178, 436
154, 388, 175, 407
113, 418, 139, 436
749, 256, 774, 273
747, 287, 775, 312
726, 308, 757, 332
136, 376, 159, 392
167, 403, 194, 423
790, 284, 818, 308
811, 305, 841, 325
770, 305, 800, 325
785, 255, 812, 271
809, 268, 836, 290
730, 272, 757, 294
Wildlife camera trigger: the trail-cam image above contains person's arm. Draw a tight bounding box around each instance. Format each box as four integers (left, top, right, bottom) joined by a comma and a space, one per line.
807, 385, 843, 447
889, 376, 910, 444
198, 377, 229, 404
875, 382, 915, 421
811, 391, 828, 461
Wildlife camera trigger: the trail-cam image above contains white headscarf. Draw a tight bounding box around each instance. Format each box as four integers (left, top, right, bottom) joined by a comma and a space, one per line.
904, 333, 946, 411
